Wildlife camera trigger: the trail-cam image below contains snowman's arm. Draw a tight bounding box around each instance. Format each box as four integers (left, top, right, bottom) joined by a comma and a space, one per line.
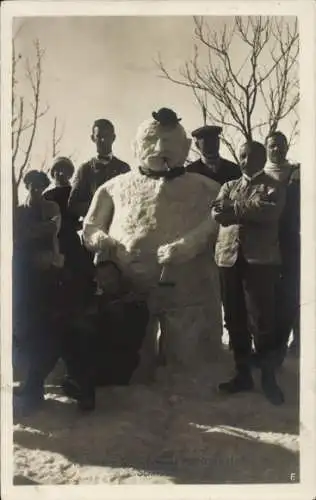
82, 186, 115, 252
167, 181, 220, 262
171, 215, 219, 262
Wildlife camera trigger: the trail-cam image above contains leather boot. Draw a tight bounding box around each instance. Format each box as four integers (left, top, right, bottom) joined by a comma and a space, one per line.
218, 363, 254, 394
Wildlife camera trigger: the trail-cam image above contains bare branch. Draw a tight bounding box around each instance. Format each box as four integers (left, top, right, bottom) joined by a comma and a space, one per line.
156, 16, 299, 157
39, 142, 50, 173
12, 97, 24, 165
39, 156, 47, 172
51, 116, 65, 158
220, 134, 240, 164
13, 38, 50, 188
19, 106, 50, 133
155, 53, 208, 92
287, 118, 299, 149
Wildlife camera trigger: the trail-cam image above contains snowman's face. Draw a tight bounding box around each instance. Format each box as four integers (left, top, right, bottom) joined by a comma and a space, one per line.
133, 120, 191, 171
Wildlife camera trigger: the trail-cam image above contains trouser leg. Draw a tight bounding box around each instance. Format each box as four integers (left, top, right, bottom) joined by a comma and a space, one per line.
242, 261, 284, 405
62, 316, 97, 387
217, 259, 254, 393
275, 262, 300, 359
22, 326, 61, 400
59, 321, 96, 411
18, 270, 63, 400
219, 270, 232, 348
219, 260, 252, 372
243, 262, 279, 359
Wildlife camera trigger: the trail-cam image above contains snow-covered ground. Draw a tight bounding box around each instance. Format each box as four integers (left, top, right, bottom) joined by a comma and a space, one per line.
13, 347, 299, 485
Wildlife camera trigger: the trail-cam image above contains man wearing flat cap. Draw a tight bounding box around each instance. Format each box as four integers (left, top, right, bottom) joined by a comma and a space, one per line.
186, 125, 241, 185
187, 125, 241, 352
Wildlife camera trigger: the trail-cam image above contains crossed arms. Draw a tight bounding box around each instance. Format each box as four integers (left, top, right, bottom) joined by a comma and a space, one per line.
211, 181, 285, 226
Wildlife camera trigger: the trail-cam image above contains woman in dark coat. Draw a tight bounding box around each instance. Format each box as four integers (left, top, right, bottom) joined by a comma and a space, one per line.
43, 157, 92, 276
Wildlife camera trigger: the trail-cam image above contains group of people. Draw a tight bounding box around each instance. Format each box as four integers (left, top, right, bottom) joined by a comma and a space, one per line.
12, 108, 300, 416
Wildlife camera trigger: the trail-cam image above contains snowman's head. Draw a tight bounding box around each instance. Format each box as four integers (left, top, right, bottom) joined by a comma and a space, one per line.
133, 108, 191, 171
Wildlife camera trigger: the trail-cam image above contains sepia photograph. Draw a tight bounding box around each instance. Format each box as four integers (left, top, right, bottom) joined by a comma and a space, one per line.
1, 1, 315, 499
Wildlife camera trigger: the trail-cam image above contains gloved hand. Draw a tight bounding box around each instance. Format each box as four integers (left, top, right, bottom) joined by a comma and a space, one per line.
157, 241, 184, 265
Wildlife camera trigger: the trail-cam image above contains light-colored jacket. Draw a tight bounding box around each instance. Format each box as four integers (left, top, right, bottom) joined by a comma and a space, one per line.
211, 172, 286, 267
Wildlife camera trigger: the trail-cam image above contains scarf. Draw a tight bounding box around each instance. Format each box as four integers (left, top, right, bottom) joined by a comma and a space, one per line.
264, 160, 293, 183
139, 166, 185, 180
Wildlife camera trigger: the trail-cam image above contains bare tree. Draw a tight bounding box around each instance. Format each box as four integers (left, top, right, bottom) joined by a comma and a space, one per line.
52, 116, 65, 159
39, 116, 66, 173
39, 144, 49, 172
12, 37, 49, 206
156, 16, 299, 163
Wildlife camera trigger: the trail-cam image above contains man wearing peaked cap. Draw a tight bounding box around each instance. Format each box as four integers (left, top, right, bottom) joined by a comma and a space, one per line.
187, 125, 241, 185
192, 125, 222, 137
187, 124, 241, 353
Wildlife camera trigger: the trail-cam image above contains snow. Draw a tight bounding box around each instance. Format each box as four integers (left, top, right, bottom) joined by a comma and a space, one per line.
13, 349, 299, 485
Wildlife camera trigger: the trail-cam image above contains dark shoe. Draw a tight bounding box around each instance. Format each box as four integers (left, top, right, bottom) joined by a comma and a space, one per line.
218, 372, 254, 394
261, 368, 284, 405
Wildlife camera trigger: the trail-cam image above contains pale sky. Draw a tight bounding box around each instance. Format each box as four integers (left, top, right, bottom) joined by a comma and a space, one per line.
13, 15, 299, 184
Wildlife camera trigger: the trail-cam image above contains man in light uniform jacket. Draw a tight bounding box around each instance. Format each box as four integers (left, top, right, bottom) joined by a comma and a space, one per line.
211, 141, 286, 405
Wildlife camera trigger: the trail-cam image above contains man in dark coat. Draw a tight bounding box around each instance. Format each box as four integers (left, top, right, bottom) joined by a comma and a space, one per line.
186, 125, 241, 350
62, 261, 149, 411
13, 170, 65, 414
264, 131, 300, 363
186, 125, 241, 185
68, 118, 130, 219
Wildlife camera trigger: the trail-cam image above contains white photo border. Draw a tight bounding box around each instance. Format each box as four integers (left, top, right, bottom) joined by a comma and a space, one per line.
1, 1, 315, 499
